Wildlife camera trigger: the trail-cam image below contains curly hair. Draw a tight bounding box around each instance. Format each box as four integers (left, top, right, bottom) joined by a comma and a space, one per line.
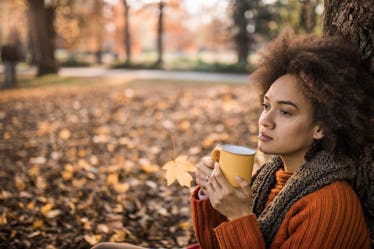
250, 31, 374, 218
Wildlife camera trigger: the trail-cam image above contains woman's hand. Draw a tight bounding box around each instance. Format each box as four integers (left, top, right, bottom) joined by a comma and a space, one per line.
206, 163, 254, 221
196, 157, 215, 195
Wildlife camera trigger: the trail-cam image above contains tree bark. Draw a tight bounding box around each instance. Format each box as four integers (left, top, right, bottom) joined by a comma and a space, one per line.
123, 0, 131, 64
300, 0, 317, 33
231, 0, 252, 65
323, 0, 374, 73
27, 0, 59, 76
93, 0, 104, 65
323, 0, 374, 243
155, 1, 164, 67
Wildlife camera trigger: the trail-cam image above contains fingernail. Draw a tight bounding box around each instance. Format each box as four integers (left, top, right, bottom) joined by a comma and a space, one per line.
214, 162, 219, 168
235, 176, 242, 182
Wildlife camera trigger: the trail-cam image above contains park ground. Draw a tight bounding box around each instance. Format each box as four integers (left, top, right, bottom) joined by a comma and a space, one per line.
0, 69, 263, 249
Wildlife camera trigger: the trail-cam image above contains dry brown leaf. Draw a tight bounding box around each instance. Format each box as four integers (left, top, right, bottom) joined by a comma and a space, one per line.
110, 229, 127, 242
113, 182, 130, 193
33, 219, 44, 229
106, 173, 119, 185
84, 234, 102, 246
14, 175, 26, 191
41, 203, 53, 216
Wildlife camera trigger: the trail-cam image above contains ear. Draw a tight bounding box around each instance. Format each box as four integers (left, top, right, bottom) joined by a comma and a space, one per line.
313, 125, 324, 140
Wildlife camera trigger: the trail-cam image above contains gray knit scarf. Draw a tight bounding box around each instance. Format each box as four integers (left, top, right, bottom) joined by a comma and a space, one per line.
250, 151, 356, 246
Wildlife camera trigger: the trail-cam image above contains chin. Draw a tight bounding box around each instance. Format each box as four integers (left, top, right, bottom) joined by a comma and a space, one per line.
258, 144, 278, 155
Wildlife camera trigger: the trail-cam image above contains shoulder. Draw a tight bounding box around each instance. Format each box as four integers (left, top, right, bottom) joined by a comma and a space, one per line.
307, 180, 359, 205
275, 181, 371, 248
291, 181, 362, 213
286, 180, 367, 231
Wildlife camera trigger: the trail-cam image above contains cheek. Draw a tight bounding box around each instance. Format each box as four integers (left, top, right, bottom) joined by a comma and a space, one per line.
283, 120, 315, 142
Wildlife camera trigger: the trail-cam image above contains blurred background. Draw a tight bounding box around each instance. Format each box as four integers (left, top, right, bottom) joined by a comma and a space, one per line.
0, 1, 332, 248
0, 0, 324, 76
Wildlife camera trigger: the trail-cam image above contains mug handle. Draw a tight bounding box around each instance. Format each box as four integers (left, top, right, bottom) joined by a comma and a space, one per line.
211, 146, 222, 163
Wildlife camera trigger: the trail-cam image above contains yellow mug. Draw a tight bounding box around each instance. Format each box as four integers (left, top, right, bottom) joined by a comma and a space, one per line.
211, 144, 256, 188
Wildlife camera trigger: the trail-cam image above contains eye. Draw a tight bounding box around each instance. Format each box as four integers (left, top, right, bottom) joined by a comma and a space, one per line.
262, 102, 270, 111
280, 109, 292, 117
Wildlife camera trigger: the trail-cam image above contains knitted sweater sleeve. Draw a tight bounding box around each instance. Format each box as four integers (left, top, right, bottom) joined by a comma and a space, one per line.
190, 187, 227, 249
191, 182, 371, 249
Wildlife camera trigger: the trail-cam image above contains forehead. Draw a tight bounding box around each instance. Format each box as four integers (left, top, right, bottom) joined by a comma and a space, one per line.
266, 74, 305, 101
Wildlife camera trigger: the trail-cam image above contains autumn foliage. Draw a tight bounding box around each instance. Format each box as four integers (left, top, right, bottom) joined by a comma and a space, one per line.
0, 82, 260, 248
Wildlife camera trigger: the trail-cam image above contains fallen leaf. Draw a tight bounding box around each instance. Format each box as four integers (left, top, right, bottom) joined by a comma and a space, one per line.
113, 182, 130, 193
41, 203, 53, 216
84, 234, 102, 246
59, 129, 71, 140
33, 219, 44, 229
162, 156, 196, 188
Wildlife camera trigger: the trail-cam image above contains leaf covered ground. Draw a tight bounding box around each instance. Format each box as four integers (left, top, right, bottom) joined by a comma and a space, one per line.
0, 80, 262, 249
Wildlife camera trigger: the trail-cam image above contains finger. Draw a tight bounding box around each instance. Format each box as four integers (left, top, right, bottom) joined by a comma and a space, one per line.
235, 176, 252, 197
196, 160, 214, 179
211, 162, 230, 189
202, 156, 214, 168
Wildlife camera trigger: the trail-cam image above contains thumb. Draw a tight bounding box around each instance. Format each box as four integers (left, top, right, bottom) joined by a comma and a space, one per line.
235, 176, 252, 197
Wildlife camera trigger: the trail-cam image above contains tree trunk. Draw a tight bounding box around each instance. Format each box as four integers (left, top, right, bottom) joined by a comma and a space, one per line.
323, 0, 374, 243
155, 1, 164, 67
94, 0, 104, 65
27, 0, 59, 76
323, 0, 374, 73
300, 0, 317, 33
123, 0, 131, 64
232, 0, 251, 65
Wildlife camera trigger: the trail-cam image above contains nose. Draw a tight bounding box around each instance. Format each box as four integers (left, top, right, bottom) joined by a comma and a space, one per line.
259, 110, 275, 129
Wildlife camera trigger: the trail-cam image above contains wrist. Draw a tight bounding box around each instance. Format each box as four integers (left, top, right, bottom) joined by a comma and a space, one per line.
198, 188, 209, 200
227, 207, 253, 221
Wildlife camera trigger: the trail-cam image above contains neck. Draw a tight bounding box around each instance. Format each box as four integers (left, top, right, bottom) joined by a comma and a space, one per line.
280, 155, 306, 172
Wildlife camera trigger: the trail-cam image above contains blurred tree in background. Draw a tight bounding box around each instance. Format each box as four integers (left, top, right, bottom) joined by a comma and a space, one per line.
2, 0, 372, 77
122, 0, 131, 64
27, 0, 59, 76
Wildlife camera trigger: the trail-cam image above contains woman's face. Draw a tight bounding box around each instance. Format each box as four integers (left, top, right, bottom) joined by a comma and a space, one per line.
258, 74, 323, 160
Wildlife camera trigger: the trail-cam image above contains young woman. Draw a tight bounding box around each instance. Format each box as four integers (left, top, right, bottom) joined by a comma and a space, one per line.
92, 33, 373, 249
192, 32, 373, 248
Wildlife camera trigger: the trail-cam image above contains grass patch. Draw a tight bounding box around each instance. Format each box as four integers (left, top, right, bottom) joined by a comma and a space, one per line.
4, 73, 243, 92
59, 58, 91, 67
111, 60, 254, 74
13, 74, 109, 89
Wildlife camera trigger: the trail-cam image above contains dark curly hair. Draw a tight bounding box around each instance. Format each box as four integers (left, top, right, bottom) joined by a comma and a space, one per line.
250, 30, 374, 223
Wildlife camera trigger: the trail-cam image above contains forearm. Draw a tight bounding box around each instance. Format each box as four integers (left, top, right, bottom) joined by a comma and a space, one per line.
190, 187, 226, 249
214, 215, 266, 249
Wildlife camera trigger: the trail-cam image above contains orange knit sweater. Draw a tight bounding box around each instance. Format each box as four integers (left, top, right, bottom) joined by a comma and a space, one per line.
190, 169, 371, 249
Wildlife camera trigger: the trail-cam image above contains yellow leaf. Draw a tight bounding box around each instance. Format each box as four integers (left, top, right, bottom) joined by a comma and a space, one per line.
106, 173, 119, 185
0, 213, 7, 225
3, 132, 11, 140
84, 234, 102, 246
41, 203, 53, 216
110, 229, 126, 242
59, 129, 71, 140
33, 219, 44, 229
162, 156, 195, 188
62, 164, 75, 180
27, 202, 35, 209
14, 175, 26, 191
113, 182, 130, 193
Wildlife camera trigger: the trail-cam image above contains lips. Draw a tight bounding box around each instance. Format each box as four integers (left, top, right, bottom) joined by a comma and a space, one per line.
258, 132, 273, 141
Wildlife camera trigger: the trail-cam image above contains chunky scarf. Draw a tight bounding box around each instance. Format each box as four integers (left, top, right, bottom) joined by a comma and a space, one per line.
250, 151, 356, 246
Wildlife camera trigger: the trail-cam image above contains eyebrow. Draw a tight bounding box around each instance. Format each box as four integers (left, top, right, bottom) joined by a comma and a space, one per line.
264, 96, 299, 110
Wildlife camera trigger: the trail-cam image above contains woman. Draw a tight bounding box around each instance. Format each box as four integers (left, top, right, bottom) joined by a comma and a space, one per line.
92, 33, 373, 249
192, 32, 373, 248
